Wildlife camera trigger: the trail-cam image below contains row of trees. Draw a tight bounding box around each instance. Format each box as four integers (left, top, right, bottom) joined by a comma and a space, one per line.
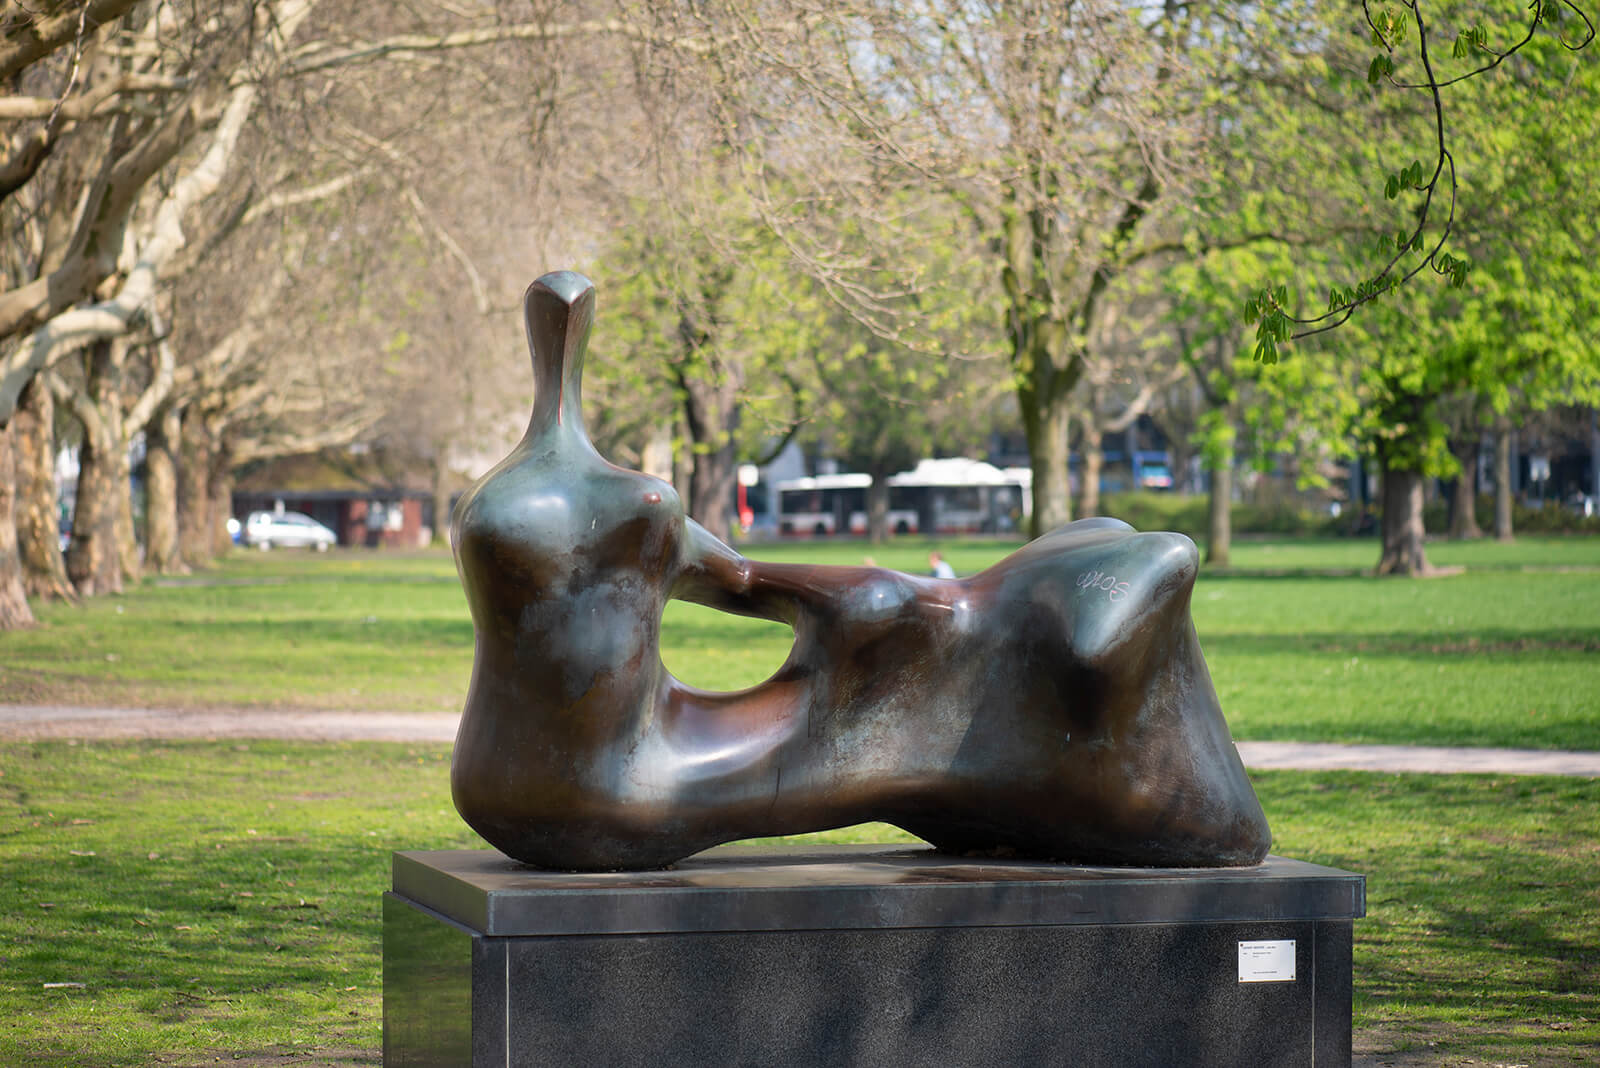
0, 0, 1595, 630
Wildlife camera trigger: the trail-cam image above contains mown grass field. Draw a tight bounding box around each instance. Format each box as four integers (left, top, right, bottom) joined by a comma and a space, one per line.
3, 532, 1596, 749
1, 532, 1597, 1065
0, 741, 1596, 1066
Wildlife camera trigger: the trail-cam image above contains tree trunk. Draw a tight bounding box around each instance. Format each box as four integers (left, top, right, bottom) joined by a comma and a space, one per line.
1077, 423, 1103, 519
430, 456, 451, 547
865, 460, 891, 544
14, 378, 73, 598
1167, 437, 1193, 496
66, 429, 122, 595
1591, 408, 1600, 502
687, 436, 737, 544
1375, 460, 1432, 576
178, 417, 215, 566
1021, 393, 1072, 537
0, 424, 38, 628
1205, 452, 1233, 567
1447, 433, 1482, 540
144, 401, 185, 575
1002, 189, 1080, 540
63, 341, 124, 596
111, 411, 140, 582
674, 332, 741, 544
208, 459, 235, 557
1492, 418, 1514, 542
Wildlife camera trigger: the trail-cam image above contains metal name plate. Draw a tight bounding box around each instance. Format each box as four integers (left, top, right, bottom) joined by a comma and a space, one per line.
1238, 939, 1297, 982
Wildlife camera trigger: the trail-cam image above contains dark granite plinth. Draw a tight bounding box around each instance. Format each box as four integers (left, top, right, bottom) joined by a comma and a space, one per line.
383, 846, 1364, 1067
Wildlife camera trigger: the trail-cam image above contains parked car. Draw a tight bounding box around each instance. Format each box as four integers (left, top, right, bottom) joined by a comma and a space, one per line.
243, 510, 337, 551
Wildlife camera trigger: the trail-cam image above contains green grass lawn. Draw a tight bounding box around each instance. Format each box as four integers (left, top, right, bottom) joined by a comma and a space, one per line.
7, 532, 1593, 749
0, 741, 1595, 1066
2, 534, 1597, 1064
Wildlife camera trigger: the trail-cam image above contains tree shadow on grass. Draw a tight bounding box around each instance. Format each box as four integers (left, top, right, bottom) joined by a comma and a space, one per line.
1203, 628, 1600, 658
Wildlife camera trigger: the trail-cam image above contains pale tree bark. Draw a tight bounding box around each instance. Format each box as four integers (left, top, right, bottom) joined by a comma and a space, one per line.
0, 423, 36, 627
1375, 460, 1432, 576
1447, 433, 1483, 540
58, 341, 124, 595
110, 414, 138, 580
144, 400, 185, 574
52, 311, 172, 590
1493, 416, 1515, 541
14, 377, 73, 599
0, 0, 315, 627
0, 0, 318, 423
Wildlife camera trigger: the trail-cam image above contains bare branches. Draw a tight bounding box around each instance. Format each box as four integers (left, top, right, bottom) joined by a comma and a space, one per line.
0, 0, 140, 83
237, 168, 370, 227
276, 17, 708, 82
0, 0, 316, 426
0, 73, 192, 121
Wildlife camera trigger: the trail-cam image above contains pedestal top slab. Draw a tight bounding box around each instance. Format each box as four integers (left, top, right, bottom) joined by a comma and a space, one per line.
393, 846, 1365, 936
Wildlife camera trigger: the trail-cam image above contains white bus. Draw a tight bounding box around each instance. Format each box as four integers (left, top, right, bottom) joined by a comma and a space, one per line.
888, 458, 1031, 534
775, 473, 920, 536
775, 459, 1031, 537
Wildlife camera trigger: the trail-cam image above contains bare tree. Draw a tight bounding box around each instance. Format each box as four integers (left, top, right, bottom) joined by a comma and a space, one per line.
670, 0, 1244, 536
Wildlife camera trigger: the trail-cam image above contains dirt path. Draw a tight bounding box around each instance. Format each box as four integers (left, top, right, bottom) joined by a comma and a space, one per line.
3, 704, 1598, 777
0, 704, 461, 742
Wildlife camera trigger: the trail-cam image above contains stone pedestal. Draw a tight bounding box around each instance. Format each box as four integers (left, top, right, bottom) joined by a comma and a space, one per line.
383, 846, 1364, 1067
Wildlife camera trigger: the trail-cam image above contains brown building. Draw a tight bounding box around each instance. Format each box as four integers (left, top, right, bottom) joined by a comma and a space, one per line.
232, 455, 437, 549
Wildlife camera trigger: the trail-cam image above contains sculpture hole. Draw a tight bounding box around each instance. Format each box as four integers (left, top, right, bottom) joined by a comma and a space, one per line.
660, 600, 797, 691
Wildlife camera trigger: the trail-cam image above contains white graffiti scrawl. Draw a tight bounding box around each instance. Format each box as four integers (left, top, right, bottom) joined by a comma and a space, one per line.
1076, 570, 1132, 602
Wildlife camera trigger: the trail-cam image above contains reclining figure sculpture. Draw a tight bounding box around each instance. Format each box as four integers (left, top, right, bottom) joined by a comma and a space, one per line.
451, 271, 1271, 871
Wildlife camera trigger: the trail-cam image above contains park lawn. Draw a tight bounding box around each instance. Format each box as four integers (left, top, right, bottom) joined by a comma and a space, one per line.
1, 533, 1597, 749
0, 740, 1596, 1066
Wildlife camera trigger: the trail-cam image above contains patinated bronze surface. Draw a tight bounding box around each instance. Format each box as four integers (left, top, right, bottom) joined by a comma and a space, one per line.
450, 271, 1271, 871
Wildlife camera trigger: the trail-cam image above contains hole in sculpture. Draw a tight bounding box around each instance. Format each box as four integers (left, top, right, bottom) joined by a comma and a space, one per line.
659, 599, 797, 691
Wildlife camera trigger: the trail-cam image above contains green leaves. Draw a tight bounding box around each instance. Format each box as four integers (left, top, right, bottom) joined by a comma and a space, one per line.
1385, 160, 1429, 200
1451, 24, 1490, 59
1370, 5, 1411, 47
1435, 252, 1471, 287
1244, 285, 1291, 363
1368, 53, 1396, 84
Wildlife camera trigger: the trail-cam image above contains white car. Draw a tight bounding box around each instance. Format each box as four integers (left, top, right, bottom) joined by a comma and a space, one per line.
243, 510, 337, 551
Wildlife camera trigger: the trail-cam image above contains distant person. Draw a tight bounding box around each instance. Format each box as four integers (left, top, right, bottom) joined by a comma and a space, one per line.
928, 550, 956, 579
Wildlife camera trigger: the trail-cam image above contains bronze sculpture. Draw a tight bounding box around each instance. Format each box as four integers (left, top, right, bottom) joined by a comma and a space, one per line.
450, 271, 1270, 872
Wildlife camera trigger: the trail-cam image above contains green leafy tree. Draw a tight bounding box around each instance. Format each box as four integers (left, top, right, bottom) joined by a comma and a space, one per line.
1315, 20, 1600, 574
593, 188, 823, 543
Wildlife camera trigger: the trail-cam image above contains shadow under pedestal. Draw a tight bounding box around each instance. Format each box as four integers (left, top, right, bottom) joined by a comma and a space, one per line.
383, 845, 1365, 1068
